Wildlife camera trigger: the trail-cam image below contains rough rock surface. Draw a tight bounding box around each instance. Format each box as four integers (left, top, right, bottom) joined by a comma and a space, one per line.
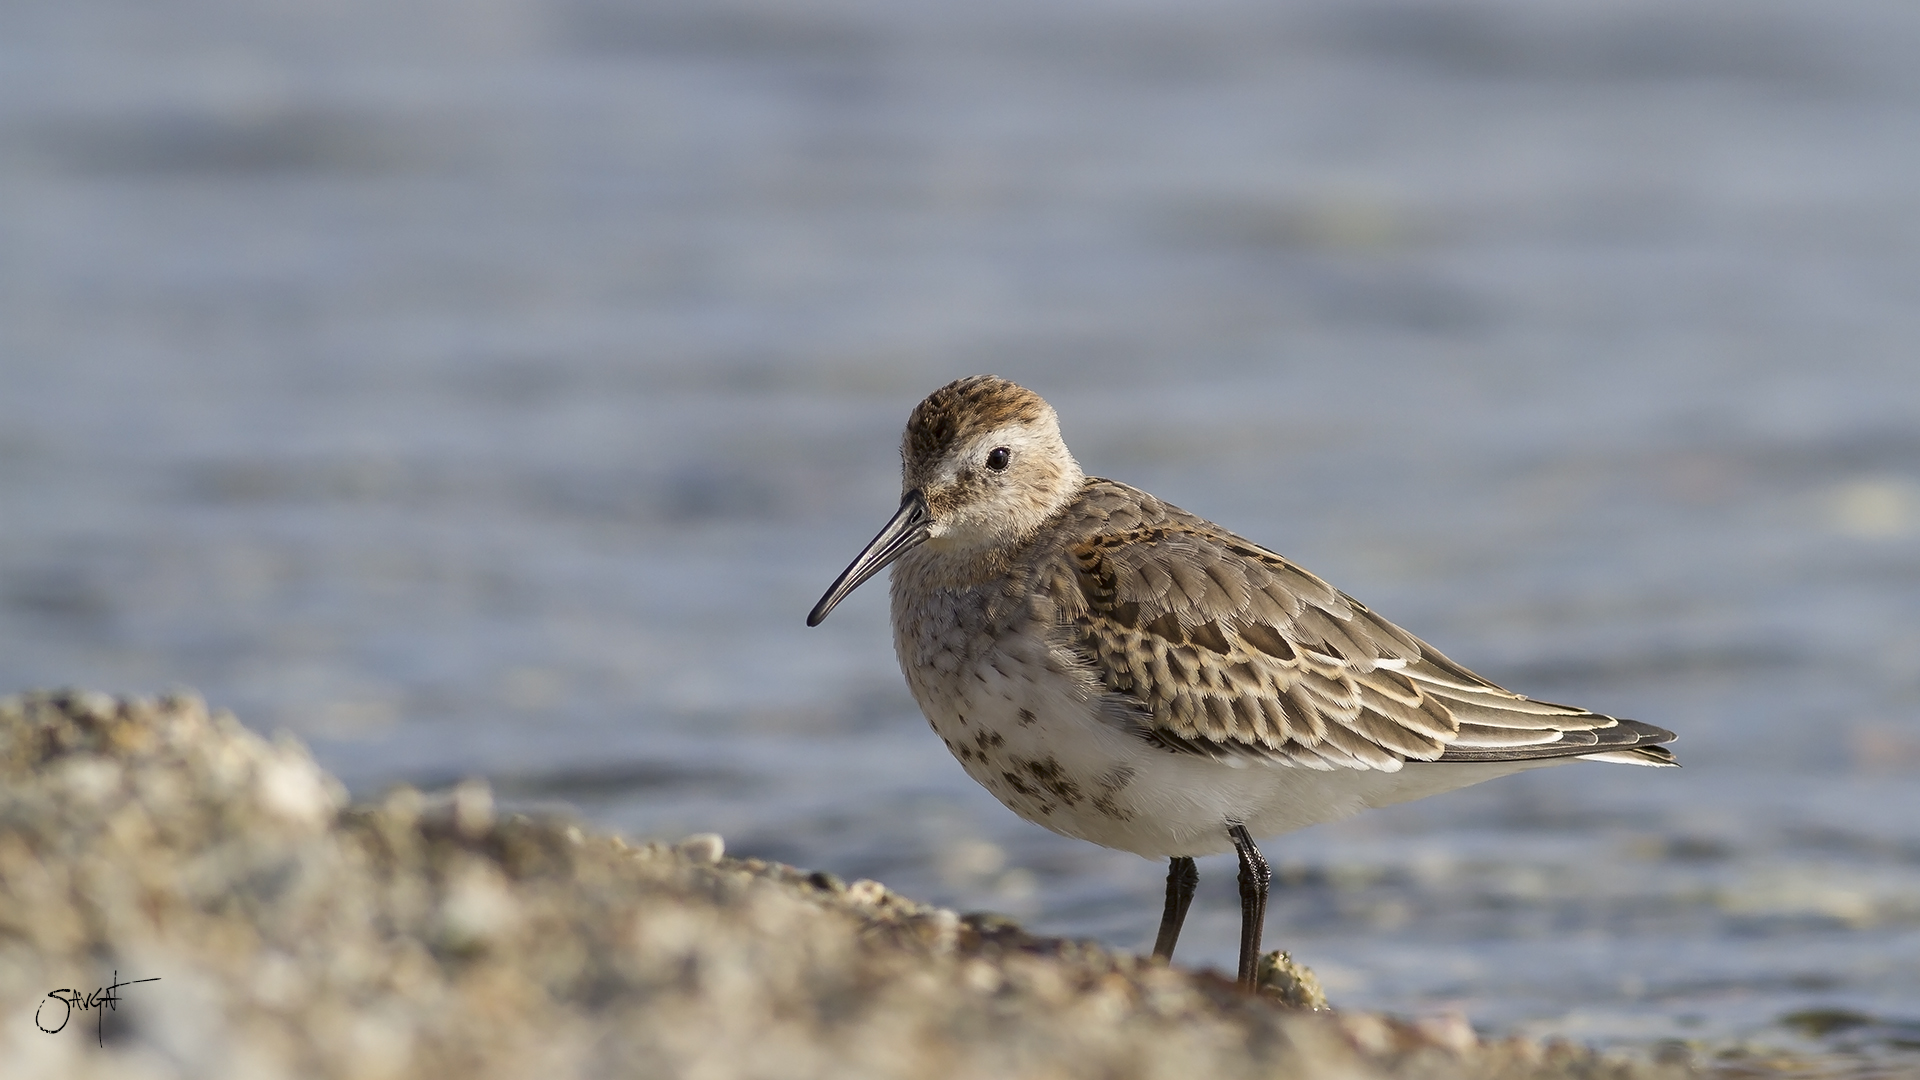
0, 690, 1694, 1080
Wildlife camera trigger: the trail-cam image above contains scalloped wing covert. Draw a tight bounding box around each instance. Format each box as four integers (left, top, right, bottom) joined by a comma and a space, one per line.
1053, 483, 1675, 772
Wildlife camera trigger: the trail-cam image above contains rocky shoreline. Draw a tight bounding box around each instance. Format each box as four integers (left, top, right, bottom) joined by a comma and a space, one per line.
0, 690, 1704, 1078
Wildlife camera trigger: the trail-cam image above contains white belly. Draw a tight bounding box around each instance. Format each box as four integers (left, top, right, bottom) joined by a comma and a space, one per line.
907, 658, 1549, 859
888, 568, 1556, 858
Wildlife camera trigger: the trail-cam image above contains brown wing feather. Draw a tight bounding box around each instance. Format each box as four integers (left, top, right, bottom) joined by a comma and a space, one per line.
1057, 487, 1676, 772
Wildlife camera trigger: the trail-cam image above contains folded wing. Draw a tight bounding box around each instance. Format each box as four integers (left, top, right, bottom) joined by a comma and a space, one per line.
1061, 512, 1676, 772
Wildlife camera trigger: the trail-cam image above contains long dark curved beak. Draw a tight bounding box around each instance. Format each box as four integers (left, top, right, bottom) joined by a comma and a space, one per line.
806, 489, 930, 626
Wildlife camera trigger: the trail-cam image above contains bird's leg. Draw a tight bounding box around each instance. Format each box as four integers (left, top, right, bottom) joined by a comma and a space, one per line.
1229, 823, 1270, 991
1151, 856, 1199, 962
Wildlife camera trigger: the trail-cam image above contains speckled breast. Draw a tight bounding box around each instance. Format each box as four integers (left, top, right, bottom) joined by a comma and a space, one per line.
889, 571, 1141, 841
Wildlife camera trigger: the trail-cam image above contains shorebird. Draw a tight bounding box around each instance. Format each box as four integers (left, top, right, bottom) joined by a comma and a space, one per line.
807, 375, 1677, 991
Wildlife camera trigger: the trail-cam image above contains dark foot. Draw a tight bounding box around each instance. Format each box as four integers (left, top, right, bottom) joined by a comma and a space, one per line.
1229, 823, 1270, 991
1151, 856, 1198, 961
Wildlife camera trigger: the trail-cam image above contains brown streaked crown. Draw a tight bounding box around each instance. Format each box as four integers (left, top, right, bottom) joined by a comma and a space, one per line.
903, 375, 1051, 471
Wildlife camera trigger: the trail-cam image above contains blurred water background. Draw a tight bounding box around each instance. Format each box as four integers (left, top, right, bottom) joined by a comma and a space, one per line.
6, 0, 1920, 1070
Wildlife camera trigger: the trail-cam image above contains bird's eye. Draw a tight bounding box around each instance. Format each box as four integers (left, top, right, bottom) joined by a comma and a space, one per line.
985, 447, 1011, 472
